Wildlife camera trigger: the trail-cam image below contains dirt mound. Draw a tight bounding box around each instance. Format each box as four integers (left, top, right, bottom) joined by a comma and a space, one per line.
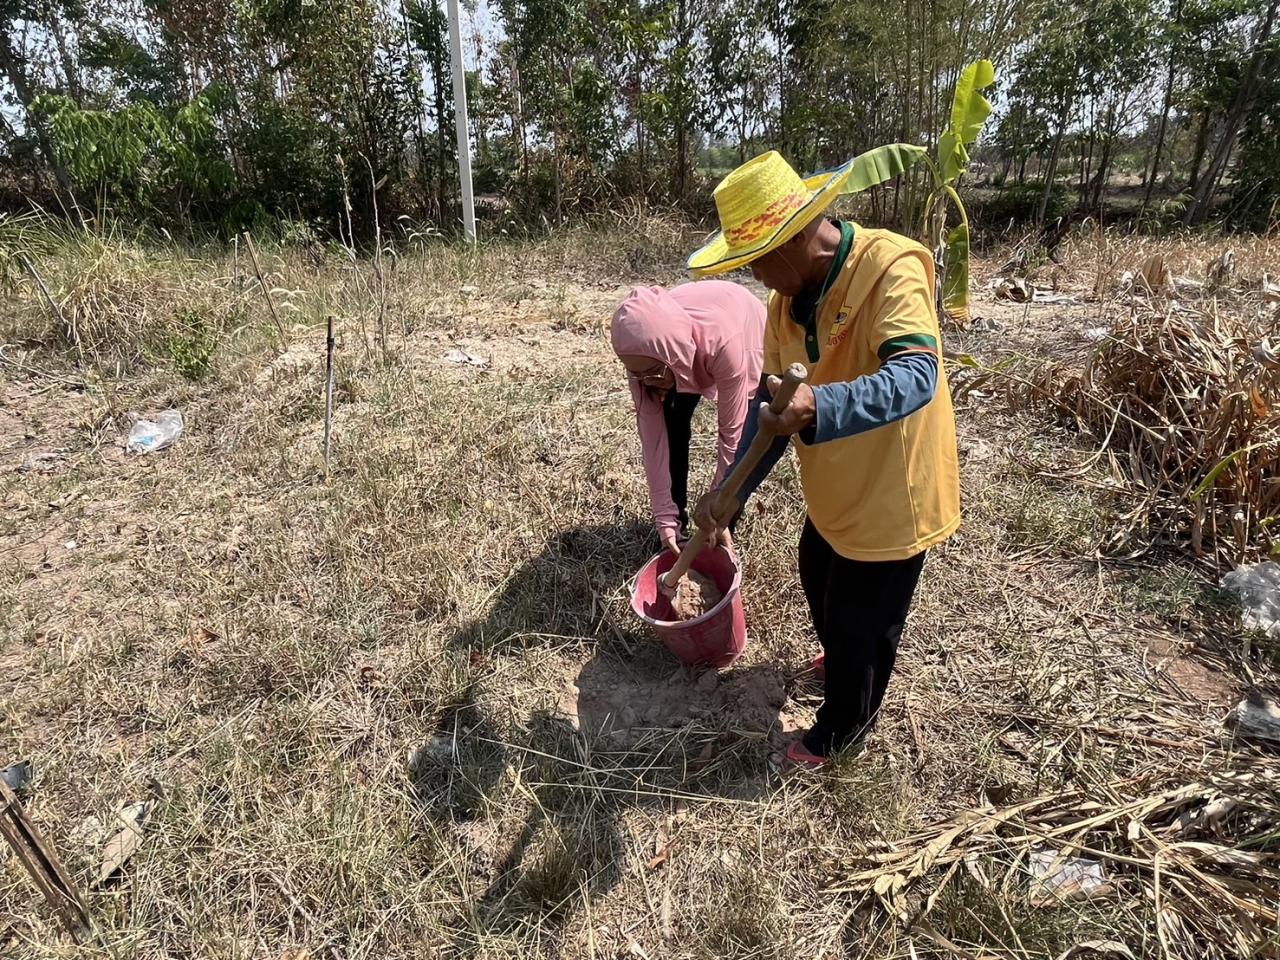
560, 652, 787, 744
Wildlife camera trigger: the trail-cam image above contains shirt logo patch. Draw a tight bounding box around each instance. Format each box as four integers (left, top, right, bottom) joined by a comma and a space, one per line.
828, 310, 851, 347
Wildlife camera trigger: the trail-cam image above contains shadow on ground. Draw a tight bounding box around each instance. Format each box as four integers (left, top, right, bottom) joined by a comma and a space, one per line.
410, 522, 790, 957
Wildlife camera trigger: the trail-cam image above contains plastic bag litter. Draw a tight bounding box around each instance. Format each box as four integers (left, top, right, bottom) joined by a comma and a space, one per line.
1219, 561, 1280, 638
442, 348, 488, 369
126, 410, 184, 454
1, 760, 33, 793
1029, 848, 1109, 900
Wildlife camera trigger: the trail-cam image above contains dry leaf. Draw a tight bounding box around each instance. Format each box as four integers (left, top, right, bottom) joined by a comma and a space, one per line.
1206, 250, 1235, 286
1168, 795, 1238, 837
187, 619, 220, 658
97, 800, 154, 885
1262, 274, 1280, 303
1138, 255, 1171, 293
1230, 696, 1280, 744
993, 276, 1034, 303
646, 815, 676, 871
963, 854, 991, 889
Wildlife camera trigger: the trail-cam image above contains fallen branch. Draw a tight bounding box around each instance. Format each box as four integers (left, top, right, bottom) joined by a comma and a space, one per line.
242, 231, 286, 341
17, 253, 79, 355
323, 314, 336, 477
0, 778, 94, 943
831, 767, 1280, 957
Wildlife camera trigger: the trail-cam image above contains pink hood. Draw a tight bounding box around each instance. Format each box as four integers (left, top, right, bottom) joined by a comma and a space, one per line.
611, 285, 710, 395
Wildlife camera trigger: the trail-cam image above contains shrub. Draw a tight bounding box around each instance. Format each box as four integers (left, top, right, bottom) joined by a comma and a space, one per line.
977, 181, 1074, 228
165, 309, 218, 380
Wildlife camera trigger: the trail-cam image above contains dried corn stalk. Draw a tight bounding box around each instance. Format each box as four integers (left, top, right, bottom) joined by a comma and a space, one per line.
1042, 307, 1280, 563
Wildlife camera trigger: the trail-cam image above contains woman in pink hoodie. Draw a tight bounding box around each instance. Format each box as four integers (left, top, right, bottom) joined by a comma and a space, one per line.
611, 281, 765, 553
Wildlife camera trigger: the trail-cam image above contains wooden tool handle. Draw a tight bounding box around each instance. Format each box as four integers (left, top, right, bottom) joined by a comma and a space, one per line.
660, 362, 808, 590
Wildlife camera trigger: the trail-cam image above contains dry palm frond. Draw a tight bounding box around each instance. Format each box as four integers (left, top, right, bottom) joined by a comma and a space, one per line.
833, 765, 1280, 959
1032, 304, 1280, 563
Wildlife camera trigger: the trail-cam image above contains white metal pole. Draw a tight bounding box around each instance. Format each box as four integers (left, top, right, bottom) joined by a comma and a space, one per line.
446, 0, 476, 242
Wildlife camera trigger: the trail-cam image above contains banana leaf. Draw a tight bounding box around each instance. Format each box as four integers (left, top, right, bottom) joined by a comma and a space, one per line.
842, 143, 927, 194
942, 221, 970, 323
940, 60, 995, 185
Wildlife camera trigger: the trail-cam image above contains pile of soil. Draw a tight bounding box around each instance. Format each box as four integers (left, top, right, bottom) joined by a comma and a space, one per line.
670, 569, 722, 620
559, 651, 796, 744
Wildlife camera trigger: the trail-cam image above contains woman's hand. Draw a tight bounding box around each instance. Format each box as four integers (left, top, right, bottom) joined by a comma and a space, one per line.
660, 529, 681, 556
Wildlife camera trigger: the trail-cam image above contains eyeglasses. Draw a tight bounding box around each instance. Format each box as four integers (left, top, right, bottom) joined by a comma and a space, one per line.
626, 362, 671, 385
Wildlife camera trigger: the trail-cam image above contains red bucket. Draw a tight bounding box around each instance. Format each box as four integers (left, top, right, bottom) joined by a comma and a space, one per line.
629, 546, 747, 668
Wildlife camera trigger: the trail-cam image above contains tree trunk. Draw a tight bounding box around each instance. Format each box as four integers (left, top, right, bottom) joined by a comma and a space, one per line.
775, 0, 787, 151
50, 15, 83, 104
512, 59, 528, 185
1184, 0, 1280, 225
1187, 110, 1210, 190
1083, 127, 1097, 193
400, 1, 433, 208
674, 0, 689, 200
1090, 133, 1115, 212
1140, 0, 1182, 218
432, 64, 449, 228
552, 55, 563, 223
0, 31, 75, 199
1036, 111, 1068, 225
553, 124, 562, 223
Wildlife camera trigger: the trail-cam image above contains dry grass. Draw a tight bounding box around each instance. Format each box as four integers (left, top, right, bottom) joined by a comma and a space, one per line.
1, 218, 1277, 960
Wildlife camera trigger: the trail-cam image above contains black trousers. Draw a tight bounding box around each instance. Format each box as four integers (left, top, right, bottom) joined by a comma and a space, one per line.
663, 391, 701, 534
798, 518, 926, 757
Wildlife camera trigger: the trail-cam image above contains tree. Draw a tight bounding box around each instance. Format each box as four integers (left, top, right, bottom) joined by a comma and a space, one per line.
0, 1, 79, 197
1140, 0, 1186, 216
1183, 0, 1280, 224
408, 0, 456, 226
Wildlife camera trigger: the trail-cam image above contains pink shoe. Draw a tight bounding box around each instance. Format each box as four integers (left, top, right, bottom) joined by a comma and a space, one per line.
809, 652, 825, 683
769, 738, 829, 772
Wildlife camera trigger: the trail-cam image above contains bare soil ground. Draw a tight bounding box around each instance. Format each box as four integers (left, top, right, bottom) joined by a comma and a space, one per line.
1, 222, 1277, 959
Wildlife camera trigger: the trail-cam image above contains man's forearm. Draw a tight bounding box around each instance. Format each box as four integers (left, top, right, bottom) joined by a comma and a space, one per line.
803, 352, 938, 445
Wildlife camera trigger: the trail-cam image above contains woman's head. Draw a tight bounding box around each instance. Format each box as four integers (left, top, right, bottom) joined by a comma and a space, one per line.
610, 286, 699, 397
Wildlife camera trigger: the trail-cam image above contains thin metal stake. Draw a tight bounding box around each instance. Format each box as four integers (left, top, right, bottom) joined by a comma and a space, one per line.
323, 315, 336, 478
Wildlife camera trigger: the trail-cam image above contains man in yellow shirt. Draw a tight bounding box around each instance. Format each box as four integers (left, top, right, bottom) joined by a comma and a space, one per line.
691, 151, 960, 768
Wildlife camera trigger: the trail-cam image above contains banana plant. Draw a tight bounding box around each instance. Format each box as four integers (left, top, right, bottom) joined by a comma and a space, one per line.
840, 60, 997, 323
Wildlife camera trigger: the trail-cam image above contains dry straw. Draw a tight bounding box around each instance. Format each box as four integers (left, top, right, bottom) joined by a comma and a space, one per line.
996, 249, 1280, 565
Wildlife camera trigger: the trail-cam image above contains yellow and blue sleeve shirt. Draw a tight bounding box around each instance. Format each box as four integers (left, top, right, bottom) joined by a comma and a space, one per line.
736, 220, 961, 560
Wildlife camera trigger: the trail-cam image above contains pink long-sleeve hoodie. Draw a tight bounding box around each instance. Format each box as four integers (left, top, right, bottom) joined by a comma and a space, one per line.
610, 280, 765, 541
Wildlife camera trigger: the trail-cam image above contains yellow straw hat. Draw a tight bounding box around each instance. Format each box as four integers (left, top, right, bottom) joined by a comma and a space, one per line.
688, 151, 854, 277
